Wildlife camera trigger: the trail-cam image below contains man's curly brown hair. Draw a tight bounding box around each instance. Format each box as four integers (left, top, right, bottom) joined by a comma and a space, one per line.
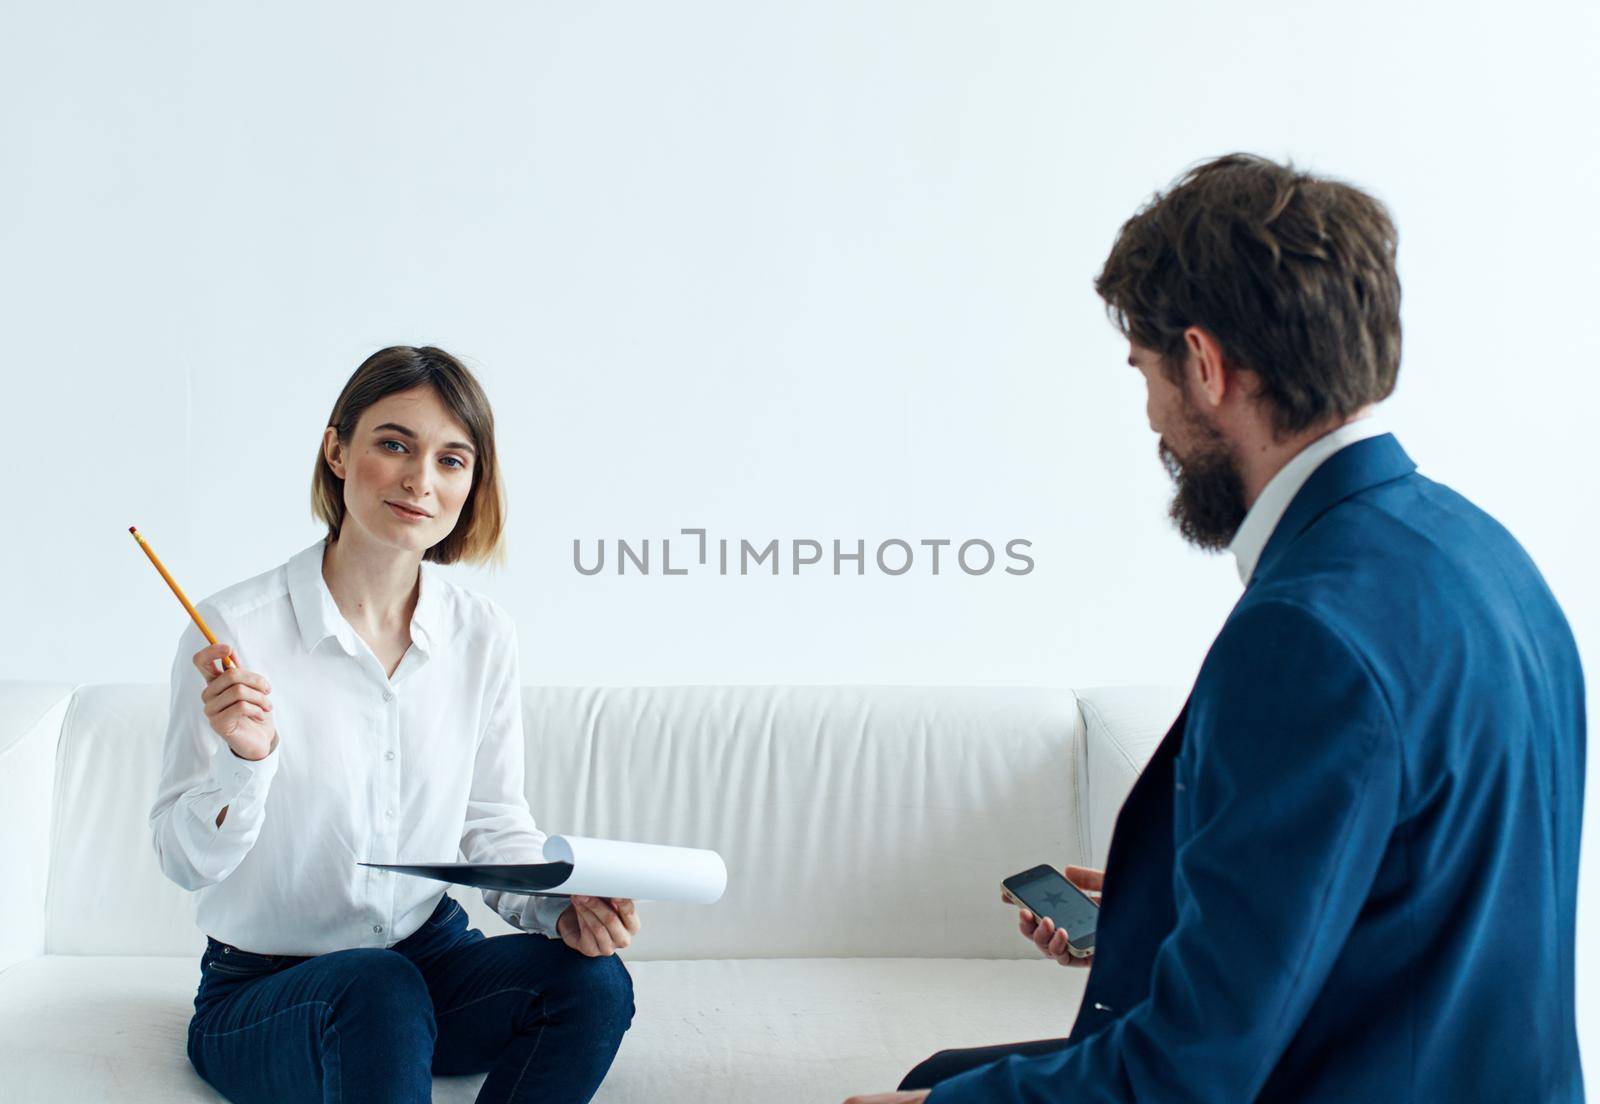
1095, 152, 1401, 439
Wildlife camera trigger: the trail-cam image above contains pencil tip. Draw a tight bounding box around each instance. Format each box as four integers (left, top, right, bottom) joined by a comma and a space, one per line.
128, 525, 138, 534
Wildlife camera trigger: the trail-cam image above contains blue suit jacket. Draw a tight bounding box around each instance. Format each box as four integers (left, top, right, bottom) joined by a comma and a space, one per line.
931, 434, 1586, 1102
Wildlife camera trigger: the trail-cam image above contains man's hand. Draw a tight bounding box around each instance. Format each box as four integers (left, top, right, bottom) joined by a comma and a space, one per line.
843, 1092, 930, 1104
1001, 865, 1103, 968
557, 895, 641, 957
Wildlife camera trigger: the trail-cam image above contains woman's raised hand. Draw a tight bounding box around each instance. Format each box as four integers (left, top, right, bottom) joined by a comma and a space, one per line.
192, 642, 278, 761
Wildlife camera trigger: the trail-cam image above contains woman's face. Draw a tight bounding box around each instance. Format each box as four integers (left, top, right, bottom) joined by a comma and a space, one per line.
322, 385, 478, 555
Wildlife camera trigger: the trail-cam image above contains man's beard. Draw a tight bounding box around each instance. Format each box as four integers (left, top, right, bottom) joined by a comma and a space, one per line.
1158, 405, 1249, 552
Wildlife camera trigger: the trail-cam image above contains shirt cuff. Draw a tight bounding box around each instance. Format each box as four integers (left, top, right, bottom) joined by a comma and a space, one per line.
206, 740, 280, 812
506, 894, 568, 938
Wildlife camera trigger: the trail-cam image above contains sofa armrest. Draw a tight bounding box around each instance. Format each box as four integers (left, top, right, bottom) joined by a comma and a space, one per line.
0, 682, 73, 973
1074, 685, 1188, 870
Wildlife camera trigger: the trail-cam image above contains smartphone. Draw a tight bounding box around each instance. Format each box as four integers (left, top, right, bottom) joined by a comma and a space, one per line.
1001, 863, 1098, 957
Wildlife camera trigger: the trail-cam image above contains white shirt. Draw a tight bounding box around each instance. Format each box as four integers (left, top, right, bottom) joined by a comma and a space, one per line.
150, 538, 568, 954
1227, 416, 1390, 586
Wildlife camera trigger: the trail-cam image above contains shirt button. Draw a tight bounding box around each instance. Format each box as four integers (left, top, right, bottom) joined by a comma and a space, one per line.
384, 690, 395, 702
373, 924, 384, 934
385, 809, 394, 818
385, 750, 396, 761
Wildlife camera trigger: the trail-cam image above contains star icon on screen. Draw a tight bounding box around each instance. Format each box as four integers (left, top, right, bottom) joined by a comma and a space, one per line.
1039, 890, 1067, 910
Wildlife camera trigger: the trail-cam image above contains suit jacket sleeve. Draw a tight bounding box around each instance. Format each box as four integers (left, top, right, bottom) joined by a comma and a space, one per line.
929, 600, 1403, 1103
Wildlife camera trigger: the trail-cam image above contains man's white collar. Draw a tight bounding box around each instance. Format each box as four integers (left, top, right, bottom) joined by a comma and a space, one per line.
1228, 416, 1389, 586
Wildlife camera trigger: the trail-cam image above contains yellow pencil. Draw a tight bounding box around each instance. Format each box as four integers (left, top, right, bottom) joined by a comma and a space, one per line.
129, 526, 238, 670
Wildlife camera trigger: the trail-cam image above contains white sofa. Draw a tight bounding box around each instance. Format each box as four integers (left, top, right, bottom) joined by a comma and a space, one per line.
0, 681, 1182, 1102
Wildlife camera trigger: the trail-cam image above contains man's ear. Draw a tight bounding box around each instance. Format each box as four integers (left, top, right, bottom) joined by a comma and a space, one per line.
322, 426, 346, 480
1182, 326, 1231, 409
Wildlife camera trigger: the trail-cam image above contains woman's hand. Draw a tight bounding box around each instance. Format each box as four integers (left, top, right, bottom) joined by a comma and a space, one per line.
557, 896, 641, 957
192, 642, 277, 762
1002, 865, 1103, 968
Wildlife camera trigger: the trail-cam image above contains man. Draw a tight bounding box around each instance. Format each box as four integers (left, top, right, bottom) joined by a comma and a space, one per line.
847, 153, 1586, 1102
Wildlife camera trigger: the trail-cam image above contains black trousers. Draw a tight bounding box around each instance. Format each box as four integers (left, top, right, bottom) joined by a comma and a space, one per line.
898, 1036, 1074, 1091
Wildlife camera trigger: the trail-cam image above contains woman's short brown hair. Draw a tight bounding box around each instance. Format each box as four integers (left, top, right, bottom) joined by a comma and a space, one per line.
311, 345, 507, 567
1094, 152, 1401, 438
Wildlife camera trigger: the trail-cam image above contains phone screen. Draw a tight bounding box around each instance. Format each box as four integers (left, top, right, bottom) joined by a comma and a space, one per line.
1003, 864, 1099, 946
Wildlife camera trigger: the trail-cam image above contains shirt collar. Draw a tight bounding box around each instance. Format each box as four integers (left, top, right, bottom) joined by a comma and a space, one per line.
410, 560, 444, 656
1227, 415, 1390, 586
287, 538, 445, 659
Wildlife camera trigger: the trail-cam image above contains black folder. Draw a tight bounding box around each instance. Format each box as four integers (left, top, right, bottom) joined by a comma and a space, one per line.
359, 861, 577, 897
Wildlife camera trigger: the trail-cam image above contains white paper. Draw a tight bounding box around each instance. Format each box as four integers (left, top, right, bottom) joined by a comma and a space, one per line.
541, 835, 727, 903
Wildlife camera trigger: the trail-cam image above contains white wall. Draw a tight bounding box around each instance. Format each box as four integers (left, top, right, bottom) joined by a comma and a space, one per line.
4, 0, 1596, 1080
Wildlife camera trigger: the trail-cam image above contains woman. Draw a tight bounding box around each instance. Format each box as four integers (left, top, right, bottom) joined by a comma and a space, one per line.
150, 345, 638, 1104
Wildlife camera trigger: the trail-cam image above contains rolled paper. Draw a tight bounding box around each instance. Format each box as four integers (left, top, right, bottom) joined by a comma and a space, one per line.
541, 835, 728, 904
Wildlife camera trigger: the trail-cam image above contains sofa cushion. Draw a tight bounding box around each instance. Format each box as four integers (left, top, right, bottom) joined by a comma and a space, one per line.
1073, 685, 1185, 868
49, 684, 1093, 960
0, 955, 1089, 1102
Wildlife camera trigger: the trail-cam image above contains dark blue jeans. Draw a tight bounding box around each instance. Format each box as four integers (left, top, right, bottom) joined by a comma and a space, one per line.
899, 1037, 1073, 1091
186, 896, 634, 1103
